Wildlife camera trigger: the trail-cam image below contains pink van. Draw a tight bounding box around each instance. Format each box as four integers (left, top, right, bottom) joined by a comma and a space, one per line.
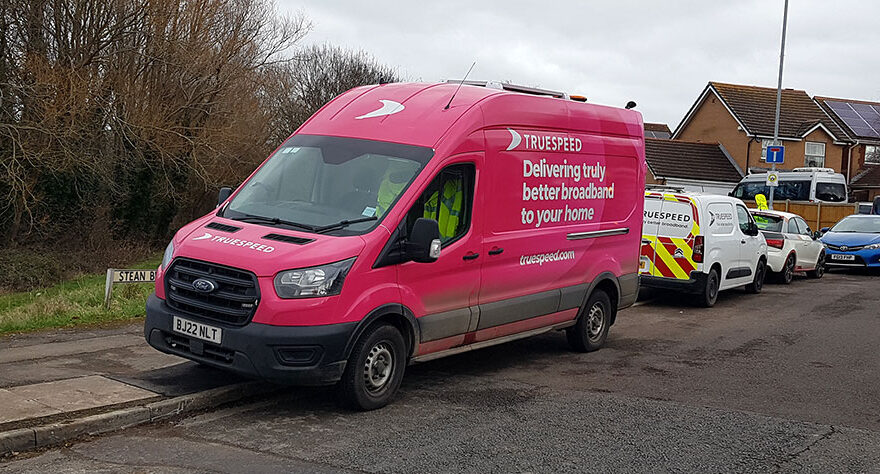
145, 81, 646, 409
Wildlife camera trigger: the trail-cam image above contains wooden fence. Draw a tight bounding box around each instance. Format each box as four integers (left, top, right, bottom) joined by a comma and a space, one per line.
759, 201, 859, 231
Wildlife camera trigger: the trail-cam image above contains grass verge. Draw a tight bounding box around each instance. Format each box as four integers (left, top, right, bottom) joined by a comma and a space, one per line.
0, 256, 161, 336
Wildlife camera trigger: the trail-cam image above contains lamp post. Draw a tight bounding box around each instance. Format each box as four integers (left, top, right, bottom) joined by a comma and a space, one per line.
769, 0, 789, 210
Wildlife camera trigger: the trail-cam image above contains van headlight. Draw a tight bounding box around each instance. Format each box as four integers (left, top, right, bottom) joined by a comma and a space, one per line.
161, 240, 175, 269
274, 258, 356, 298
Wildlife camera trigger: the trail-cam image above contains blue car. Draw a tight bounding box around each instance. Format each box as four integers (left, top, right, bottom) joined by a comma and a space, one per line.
821, 214, 880, 268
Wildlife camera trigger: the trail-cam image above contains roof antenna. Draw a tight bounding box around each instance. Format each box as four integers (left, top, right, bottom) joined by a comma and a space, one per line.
445, 62, 476, 110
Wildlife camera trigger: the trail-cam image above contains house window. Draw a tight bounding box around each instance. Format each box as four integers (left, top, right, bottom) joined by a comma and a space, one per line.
866, 145, 880, 165
805, 142, 825, 167
760, 139, 775, 161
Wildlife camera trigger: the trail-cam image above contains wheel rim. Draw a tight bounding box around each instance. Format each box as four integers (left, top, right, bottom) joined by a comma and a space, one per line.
784, 256, 794, 282
816, 254, 825, 276
587, 302, 605, 341
363, 342, 394, 394
708, 274, 718, 300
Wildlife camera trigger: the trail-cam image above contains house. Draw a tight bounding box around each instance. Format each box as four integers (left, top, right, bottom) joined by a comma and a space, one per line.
644, 122, 672, 139
644, 138, 744, 194
814, 96, 880, 201
672, 82, 849, 175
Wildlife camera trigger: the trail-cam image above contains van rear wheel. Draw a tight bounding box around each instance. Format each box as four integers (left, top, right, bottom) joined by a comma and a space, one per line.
338, 324, 406, 411
567, 289, 612, 352
700, 268, 720, 308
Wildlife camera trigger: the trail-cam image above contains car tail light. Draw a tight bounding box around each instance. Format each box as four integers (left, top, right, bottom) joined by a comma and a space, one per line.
693, 235, 704, 263
765, 237, 785, 249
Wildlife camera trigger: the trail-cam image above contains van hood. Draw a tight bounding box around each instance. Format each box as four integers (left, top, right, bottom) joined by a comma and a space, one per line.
173, 217, 367, 277
821, 232, 880, 247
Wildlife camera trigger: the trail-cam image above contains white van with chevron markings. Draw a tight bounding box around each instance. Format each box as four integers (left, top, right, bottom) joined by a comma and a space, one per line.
639, 190, 768, 307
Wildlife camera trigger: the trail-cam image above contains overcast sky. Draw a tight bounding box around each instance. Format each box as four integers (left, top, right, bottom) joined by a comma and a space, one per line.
277, 0, 880, 129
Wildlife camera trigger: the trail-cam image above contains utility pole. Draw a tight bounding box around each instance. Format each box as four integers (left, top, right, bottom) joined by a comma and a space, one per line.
769, 0, 789, 210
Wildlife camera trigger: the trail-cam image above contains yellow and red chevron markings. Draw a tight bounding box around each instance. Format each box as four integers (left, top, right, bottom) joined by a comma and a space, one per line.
641, 192, 701, 280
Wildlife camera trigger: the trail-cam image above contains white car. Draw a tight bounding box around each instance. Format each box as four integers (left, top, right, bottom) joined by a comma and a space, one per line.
750, 210, 826, 284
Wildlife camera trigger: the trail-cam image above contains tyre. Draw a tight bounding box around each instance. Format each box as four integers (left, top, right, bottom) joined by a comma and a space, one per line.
338, 324, 406, 411
567, 289, 612, 352
745, 259, 766, 294
807, 252, 825, 279
776, 253, 795, 284
700, 267, 720, 308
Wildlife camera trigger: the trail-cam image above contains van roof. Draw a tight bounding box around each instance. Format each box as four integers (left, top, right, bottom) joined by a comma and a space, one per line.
741, 170, 846, 181
295, 82, 644, 149
645, 190, 743, 203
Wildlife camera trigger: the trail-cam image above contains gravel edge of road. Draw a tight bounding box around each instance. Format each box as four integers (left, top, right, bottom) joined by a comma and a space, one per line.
0, 381, 276, 457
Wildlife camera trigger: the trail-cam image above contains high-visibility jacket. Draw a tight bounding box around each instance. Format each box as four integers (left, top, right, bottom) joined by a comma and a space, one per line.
376, 172, 406, 217
424, 178, 463, 239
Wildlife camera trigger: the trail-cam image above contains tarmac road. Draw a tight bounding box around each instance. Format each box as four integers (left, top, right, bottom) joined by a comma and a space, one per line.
3, 270, 880, 473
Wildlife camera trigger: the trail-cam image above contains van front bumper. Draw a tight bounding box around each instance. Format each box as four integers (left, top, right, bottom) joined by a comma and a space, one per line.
144, 294, 354, 386
639, 272, 708, 293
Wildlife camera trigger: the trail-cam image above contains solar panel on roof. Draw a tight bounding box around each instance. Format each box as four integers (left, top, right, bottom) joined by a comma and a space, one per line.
824, 100, 880, 139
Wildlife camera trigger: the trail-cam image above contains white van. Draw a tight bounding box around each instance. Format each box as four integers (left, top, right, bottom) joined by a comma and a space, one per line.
640, 189, 768, 307
730, 168, 847, 203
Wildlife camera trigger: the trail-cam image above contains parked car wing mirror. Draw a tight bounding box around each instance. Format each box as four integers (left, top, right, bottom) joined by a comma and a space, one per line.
218, 187, 233, 207
406, 218, 441, 263
820, 227, 830, 235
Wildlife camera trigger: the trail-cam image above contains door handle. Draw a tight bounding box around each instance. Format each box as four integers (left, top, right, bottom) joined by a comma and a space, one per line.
462, 252, 480, 261
488, 247, 504, 256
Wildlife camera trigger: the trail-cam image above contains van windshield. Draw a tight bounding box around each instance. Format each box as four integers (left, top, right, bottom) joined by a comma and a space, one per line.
731, 180, 810, 202
222, 135, 433, 235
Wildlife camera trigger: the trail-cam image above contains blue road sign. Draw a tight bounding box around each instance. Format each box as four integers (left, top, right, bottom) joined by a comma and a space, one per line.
766, 145, 785, 164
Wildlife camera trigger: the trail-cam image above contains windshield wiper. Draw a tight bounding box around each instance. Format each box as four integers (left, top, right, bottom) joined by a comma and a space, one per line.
231, 214, 318, 232
315, 216, 378, 233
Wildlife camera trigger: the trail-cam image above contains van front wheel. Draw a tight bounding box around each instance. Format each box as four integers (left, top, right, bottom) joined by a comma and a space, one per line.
567, 289, 612, 352
338, 324, 406, 411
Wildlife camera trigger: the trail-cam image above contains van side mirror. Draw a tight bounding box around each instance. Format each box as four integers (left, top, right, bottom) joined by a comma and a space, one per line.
406, 218, 441, 263
218, 187, 233, 207
812, 230, 822, 240
747, 222, 759, 236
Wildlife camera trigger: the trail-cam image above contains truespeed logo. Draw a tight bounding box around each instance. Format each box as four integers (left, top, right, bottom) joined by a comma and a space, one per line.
192, 232, 274, 252
506, 128, 522, 151
519, 249, 576, 266
355, 100, 405, 119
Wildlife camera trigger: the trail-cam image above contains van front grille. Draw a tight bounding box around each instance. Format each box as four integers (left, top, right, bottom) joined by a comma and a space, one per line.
165, 258, 259, 326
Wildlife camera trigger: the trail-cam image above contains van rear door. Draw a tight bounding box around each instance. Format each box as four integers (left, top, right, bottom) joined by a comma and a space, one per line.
640, 192, 663, 277
642, 193, 700, 280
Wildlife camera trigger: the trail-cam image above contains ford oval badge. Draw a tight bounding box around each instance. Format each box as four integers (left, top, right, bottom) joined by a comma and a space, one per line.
192, 278, 217, 293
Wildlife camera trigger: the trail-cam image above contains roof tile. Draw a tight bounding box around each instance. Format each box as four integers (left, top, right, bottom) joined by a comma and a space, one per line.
645, 138, 743, 183
710, 82, 846, 140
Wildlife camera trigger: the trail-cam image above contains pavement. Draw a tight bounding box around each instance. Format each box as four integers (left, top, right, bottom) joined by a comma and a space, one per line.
0, 321, 265, 451
2, 270, 880, 472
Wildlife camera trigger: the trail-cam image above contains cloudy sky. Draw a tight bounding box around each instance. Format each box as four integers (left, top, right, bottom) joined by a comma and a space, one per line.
277, 0, 880, 129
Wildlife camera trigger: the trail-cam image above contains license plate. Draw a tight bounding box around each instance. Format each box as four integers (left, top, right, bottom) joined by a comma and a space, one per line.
831, 254, 856, 261
173, 316, 222, 344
